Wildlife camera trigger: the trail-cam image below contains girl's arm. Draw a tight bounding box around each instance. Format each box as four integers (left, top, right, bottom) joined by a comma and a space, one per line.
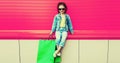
50, 15, 57, 35
67, 15, 74, 34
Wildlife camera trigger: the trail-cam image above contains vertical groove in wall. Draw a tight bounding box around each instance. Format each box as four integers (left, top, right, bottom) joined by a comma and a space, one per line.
78, 40, 80, 63
18, 40, 21, 63
107, 40, 109, 63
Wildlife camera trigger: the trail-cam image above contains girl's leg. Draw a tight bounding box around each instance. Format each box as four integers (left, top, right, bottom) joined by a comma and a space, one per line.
54, 31, 61, 57
59, 31, 67, 47
55, 31, 61, 47
56, 31, 68, 55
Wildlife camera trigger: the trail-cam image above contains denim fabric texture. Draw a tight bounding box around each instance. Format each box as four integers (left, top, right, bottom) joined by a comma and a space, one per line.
51, 13, 73, 47
51, 13, 73, 33
55, 28, 67, 47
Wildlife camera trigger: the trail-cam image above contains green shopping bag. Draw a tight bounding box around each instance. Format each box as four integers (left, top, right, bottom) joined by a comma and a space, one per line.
37, 39, 56, 63
54, 56, 61, 63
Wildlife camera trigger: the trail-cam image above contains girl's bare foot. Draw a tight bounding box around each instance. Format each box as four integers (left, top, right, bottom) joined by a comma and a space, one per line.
53, 50, 58, 57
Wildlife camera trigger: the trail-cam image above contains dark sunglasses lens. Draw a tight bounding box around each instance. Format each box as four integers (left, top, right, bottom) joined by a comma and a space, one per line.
62, 8, 65, 10
59, 8, 65, 10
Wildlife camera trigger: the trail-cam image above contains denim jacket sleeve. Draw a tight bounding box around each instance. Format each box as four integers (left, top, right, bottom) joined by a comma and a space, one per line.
51, 15, 57, 32
67, 14, 74, 33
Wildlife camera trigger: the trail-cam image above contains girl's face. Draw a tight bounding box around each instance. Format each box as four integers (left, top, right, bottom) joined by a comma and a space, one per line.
58, 5, 65, 14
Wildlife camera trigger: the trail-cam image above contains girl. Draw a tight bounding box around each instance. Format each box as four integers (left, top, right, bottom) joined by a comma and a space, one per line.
50, 2, 74, 57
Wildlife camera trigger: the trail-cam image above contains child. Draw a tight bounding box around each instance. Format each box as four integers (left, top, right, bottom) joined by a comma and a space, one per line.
50, 2, 74, 57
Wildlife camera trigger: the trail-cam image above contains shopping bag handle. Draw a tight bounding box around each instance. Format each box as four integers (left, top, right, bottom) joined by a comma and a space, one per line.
48, 35, 54, 40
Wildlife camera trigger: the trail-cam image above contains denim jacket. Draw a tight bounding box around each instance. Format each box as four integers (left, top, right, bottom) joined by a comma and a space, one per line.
51, 13, 73, 33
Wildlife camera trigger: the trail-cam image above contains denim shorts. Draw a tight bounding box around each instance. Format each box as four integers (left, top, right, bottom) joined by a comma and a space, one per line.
55, 28, 68, 47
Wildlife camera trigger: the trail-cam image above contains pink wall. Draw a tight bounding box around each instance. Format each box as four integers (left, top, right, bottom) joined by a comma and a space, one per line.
0, 0, 120, 39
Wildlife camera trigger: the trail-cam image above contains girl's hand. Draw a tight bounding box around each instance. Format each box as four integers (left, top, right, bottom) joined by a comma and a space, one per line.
50, 31, 53, 36
71, 32, 74, 35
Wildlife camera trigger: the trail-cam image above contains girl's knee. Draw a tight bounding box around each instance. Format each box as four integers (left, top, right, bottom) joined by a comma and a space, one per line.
59, 42, 65, 47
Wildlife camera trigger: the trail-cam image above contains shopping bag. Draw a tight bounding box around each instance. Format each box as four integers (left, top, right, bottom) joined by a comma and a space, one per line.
54, 56, 61, 63
37, 39, 56, 63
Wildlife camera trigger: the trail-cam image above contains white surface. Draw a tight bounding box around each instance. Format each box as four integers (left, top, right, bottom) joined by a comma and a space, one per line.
108, 40, 120, 63
20, 40, 39, 63
0, 40, 19, 63
79, 40, 108, 63
61, 40, 79, 63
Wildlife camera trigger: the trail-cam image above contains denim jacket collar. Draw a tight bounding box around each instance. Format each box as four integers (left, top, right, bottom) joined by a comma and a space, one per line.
58, 13, 68, 20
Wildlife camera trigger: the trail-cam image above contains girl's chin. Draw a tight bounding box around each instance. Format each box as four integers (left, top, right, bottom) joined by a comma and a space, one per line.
60, 12, 65, 14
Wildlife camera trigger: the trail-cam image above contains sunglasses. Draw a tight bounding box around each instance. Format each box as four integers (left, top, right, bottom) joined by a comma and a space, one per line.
58, 8, 65, 10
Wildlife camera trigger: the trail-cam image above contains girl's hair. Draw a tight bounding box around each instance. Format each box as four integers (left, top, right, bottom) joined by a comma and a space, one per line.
57, 2, 67, 13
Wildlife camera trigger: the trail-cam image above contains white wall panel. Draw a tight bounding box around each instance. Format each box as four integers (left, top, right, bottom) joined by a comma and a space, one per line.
61, 40, 79, 63
20, 40, 39, 63
108, 40, 120, 63
0, 40, 19, 63
79, 40, 108, 63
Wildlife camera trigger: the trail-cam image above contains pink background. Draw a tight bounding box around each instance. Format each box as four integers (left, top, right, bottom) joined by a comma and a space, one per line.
0, 0, 120, 39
